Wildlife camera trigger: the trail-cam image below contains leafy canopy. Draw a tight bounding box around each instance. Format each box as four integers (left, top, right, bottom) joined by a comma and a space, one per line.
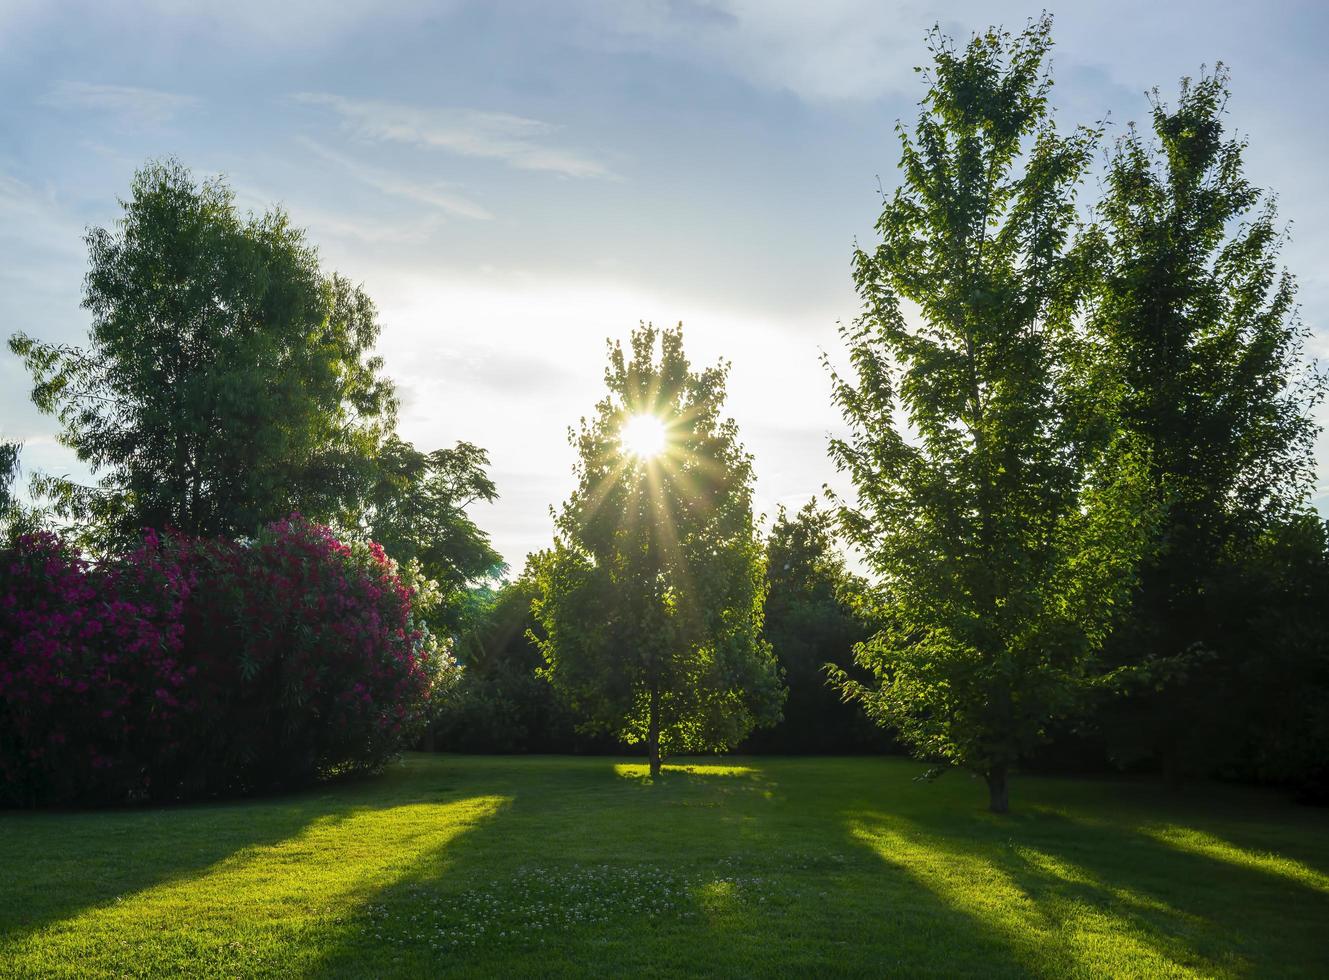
360, 435, 504, 633
827, 16, 1151, 811
533, 323, 783, 774
9, 159, 396, 549
1076, 67, 1327, 774
745, 500, 885, 754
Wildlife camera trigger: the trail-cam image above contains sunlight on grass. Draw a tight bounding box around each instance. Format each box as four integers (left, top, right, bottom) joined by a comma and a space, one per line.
1139, 824, 1329, 895
613, 762, 757, 779
4, 756, 1326, 977
850, 817, 1214, 978
1, 794, 507, 976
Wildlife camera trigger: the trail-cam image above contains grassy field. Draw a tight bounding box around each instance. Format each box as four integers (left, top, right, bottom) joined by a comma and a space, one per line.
1, 755, 1327, 978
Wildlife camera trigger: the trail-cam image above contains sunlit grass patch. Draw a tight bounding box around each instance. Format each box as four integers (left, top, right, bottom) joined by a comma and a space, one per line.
2, 755, 1327, 978
613, 761, 758, 779
1, 792, 506, 977
1138, 824, 1329, 895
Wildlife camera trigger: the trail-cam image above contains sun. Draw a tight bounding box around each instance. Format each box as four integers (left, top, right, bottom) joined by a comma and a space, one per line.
621, 413, 667, 459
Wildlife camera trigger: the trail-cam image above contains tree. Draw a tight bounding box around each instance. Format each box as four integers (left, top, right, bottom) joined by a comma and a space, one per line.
436, 567, 598, 754
1074, 68, 1326, 778
743, 500, 887, 754
0, 439, 17, 513
360, 435, 504, 633
0, 437, 19, 532
533, 324, 783, 776
8, 159, 396, 550
827, 17, 1149, 812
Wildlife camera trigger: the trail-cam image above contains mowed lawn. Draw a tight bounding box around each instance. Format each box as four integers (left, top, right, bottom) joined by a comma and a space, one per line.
2, 755, 1327, 978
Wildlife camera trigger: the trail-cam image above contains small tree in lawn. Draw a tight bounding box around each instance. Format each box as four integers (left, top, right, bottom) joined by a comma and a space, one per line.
534, 323, 783, 776
827, 17, 1150, 812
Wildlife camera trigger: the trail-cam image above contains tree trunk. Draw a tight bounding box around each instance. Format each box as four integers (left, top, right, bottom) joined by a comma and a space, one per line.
648, 683, 661, 778
986, 764, 1009, 814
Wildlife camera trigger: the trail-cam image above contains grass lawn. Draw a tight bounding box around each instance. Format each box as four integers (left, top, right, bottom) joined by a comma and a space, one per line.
1, 755, 1327, 977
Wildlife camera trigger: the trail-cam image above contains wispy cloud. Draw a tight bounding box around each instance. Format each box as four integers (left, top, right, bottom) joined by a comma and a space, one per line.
299, 137, 493, 220
293, 93, 614, 179
40, 81, 198, 125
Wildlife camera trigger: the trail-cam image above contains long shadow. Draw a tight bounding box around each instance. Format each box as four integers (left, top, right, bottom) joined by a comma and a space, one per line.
308, 756, 1036, 978
17, 756, 1326, 976
847, 784, 1329, 977
0, 757, 509, 969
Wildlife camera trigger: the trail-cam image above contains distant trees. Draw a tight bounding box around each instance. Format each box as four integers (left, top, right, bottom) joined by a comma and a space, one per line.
743, 501, 887, 754
533, 324, 783, 776
5, 36, 1327, 807
827, 18, 1151, 812
360, 436, 505, 633
435, 569, 599, 754
9, 159, 396, 550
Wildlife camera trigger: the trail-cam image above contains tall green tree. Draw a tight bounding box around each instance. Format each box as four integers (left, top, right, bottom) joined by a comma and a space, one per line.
1076, 68, 1326, 776
533, 324, 783, 776
827, 17, 1149, 812
9, 159, 396, 549
361, 435, 504, 633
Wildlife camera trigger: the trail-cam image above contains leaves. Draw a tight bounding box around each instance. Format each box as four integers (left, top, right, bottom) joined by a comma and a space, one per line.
534, 324, 783, 757
828, 15, 1148, 795
7, 159, 397, 552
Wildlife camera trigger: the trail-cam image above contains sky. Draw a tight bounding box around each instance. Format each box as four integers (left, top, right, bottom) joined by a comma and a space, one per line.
2, 1, 1328, 571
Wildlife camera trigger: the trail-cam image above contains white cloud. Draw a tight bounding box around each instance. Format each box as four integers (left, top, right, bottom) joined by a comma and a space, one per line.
360, 269, 849, 565
571, 0, 1288, 104
293, 93, 615, 179
580, 0, 932, 102
299, 138, 493, 220
41, 81, 198, 125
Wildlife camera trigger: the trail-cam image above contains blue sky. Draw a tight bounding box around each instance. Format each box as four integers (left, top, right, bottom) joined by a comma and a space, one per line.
3, 1, 1327, 568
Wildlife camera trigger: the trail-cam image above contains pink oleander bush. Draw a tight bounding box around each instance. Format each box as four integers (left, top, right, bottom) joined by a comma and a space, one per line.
0, 516, 454, 806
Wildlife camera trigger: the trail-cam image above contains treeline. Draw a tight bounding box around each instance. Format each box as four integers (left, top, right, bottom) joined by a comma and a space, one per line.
438, 500, 892, 758
4, 15, 1327, 811
428, 17, 1329, 808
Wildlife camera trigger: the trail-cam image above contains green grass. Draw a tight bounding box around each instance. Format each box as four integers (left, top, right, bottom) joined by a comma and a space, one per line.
2, 755, 1327, 977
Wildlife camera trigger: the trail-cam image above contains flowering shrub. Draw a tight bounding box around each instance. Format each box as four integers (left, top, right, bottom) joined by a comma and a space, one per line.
0, 517, 455, 805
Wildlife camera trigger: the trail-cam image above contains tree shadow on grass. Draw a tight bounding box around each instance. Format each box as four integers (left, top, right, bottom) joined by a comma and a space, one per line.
0, 757, 512, 976
307, 757, 1035, 978
18, 756, 1324, 977
848, 800, 1329, 977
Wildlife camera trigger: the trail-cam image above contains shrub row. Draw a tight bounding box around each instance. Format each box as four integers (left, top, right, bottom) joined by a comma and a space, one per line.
0, 516, 453, 806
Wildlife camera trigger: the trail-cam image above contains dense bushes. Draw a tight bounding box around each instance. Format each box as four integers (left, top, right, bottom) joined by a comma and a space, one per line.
0, 517, 453, 806
435, 575, 612, 754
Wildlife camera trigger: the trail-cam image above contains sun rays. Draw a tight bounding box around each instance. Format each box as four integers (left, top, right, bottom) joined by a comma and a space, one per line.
621, 413, 667, 459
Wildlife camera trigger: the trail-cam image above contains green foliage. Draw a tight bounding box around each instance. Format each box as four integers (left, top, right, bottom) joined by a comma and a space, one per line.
0, 437, 18, 527
361, 435, 504, 633
744, 500, 890, 753
1071, 67, 1328, 779
8, 159, 396, 550
436, 571, 600, 753
0, 439, 16, 509
828, 17, 1152, 811
533, 324, 783, 774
